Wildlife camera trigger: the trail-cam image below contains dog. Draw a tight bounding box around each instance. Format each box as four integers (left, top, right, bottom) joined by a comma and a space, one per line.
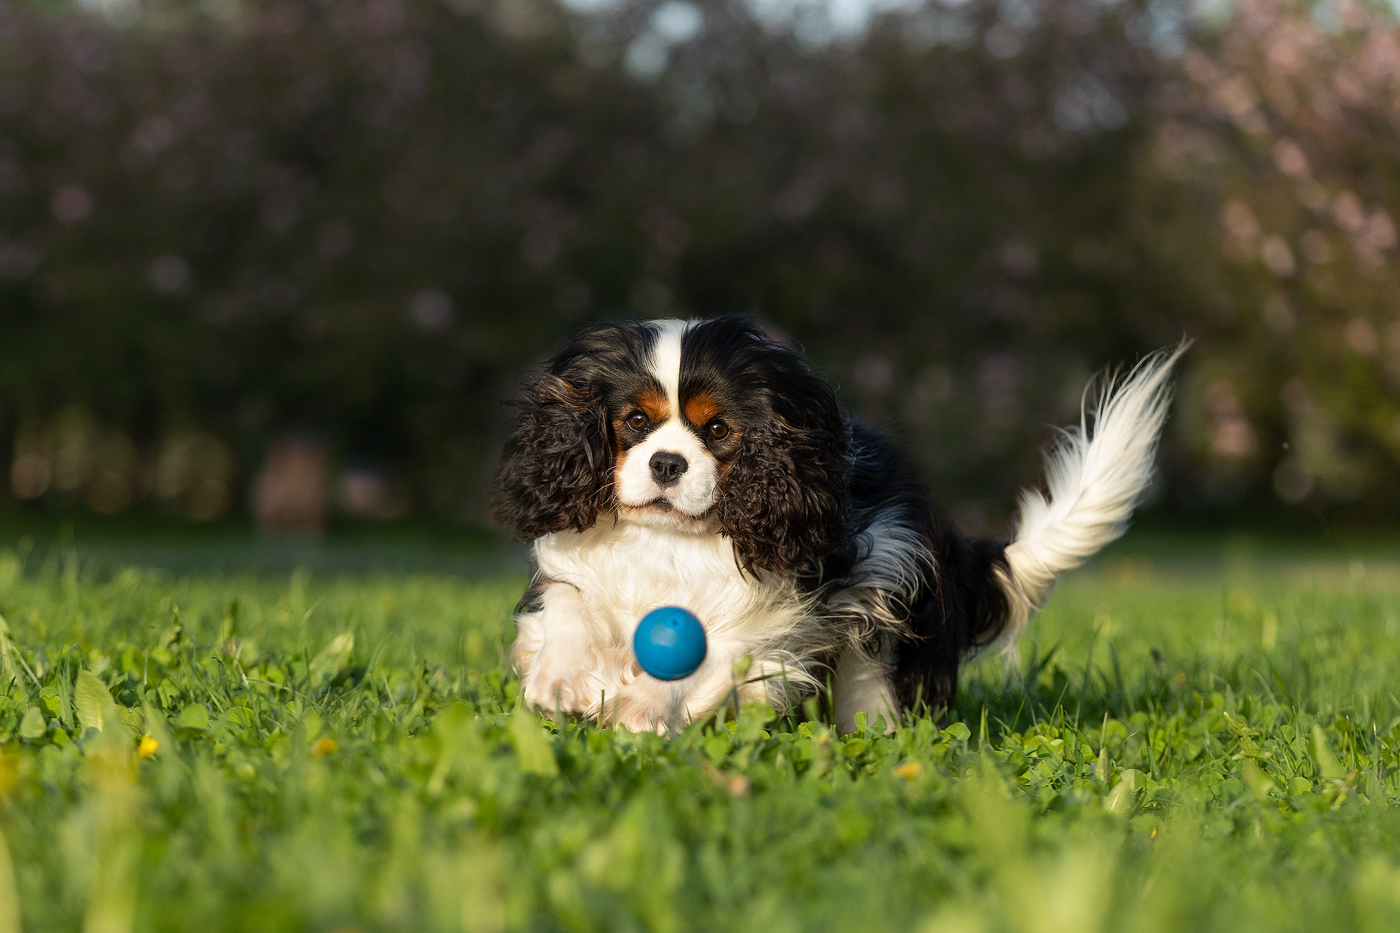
490, 316, 1184, 734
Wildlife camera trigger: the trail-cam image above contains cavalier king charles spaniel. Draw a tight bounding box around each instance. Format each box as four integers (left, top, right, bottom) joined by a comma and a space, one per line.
490, 316, 1184, 734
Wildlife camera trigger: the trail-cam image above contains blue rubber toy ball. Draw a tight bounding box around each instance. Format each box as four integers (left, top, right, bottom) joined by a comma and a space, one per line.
633, 607, 707, 681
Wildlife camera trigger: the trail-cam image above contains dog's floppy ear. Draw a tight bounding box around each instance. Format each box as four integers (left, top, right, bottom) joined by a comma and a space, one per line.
719, 370, 850, 575
488, 372, 614, 540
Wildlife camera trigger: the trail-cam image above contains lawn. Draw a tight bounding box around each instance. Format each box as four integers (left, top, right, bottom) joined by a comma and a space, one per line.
2, 531, 1400, 932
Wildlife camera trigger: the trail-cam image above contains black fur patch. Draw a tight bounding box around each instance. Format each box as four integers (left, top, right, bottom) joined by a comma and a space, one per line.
487, 372, 614, 539
680, 316, 851, 575
515, 577, 549, 615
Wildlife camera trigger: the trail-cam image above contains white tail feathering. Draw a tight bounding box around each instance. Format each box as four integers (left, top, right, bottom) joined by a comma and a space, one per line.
997, 342, 1189, 660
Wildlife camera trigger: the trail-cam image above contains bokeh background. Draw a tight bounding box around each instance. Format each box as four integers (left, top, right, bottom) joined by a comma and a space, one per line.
0, 0, 1397, 537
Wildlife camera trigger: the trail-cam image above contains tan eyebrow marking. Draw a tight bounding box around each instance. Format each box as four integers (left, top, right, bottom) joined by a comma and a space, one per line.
635, 387, 671, 422
683, 392, 723, 427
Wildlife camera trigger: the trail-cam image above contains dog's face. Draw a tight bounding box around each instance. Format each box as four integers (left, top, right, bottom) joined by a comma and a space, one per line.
609, 320, 746, 531
490, 316, 851, 573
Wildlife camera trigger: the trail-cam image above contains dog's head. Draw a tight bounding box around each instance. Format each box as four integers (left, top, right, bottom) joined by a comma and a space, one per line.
489, 316, 850, 573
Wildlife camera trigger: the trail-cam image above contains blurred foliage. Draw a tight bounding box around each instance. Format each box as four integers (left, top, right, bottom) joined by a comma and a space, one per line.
1140, 0, 1400, 514
0, 0, 1397, 526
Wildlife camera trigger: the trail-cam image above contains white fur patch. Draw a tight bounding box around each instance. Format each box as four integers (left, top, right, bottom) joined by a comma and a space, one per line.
832, 645, 898, 734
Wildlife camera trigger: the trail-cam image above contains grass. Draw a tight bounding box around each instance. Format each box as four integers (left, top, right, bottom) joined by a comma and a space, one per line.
2, 533, 1400, 931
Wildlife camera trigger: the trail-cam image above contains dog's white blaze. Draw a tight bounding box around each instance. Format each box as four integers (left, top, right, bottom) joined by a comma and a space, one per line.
647, 318, 687, 409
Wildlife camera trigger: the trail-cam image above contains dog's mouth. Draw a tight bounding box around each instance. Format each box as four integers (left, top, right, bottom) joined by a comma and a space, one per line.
619, 497, 679, 514
617, 498, 677, 518
619, 498, 719, 532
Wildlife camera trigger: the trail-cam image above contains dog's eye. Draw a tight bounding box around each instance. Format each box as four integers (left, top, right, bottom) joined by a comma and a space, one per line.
627, 411, 648, 431
707, 420, 730, 440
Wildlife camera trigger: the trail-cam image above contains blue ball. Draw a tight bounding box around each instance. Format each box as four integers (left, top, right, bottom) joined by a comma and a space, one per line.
633, 607, 707, 681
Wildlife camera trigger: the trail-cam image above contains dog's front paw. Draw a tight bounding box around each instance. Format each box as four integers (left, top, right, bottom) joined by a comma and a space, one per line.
606, 681, 681, 735
521, 657, 605, 717
608, 698, 670, 735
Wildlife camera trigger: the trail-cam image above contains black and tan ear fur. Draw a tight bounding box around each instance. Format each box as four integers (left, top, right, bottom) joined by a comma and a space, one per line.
488, 372, 614, 540
709, 324, 851, 575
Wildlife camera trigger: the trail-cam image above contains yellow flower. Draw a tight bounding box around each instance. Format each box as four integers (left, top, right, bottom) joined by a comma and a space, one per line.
893, 761, 922, 781
137, 735, 159, 758
313, 737, 338, 756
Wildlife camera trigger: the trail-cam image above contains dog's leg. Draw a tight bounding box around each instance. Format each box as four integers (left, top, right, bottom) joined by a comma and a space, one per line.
514, 583, 617, 718
606, 675, 683, 735
832, 646, 898, 734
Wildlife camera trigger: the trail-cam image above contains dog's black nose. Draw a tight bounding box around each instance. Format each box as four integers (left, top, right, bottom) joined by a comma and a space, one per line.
649, 451, 689, 488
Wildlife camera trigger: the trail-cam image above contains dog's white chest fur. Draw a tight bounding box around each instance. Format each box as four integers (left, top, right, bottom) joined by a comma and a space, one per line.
514, 521, 828, 732
536, 522, 790, 644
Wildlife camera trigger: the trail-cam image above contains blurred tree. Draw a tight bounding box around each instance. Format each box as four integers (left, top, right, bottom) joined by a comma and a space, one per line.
1129, 0, 1400, 516
0, 0, 1395, 527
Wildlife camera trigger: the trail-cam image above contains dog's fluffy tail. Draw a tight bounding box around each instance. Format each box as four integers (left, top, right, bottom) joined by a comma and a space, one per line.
996, 342, 1189, 657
